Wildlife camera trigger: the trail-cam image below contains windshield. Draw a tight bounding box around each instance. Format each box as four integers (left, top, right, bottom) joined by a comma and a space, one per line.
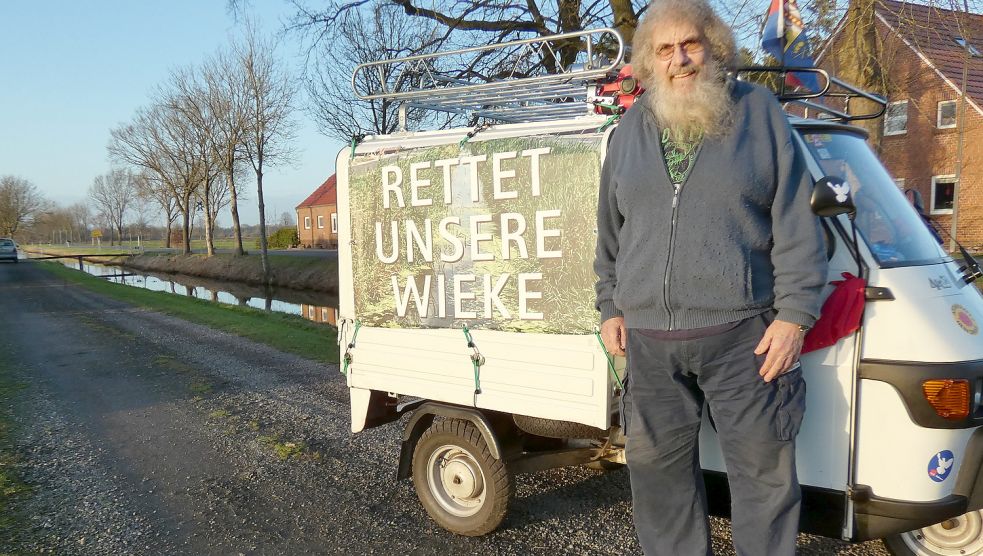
0, 239, 13, 247
799, 130, 948, 267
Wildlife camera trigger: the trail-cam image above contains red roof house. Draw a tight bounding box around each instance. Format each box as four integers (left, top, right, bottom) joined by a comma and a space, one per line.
816, 0, 983, 248
295, 174, 338, 248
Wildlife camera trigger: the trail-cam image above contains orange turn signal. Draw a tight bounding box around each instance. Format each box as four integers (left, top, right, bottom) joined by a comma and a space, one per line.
922, 379, 971, 420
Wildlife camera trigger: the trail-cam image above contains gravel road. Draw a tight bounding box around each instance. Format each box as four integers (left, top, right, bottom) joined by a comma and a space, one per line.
0, 261, 890, 555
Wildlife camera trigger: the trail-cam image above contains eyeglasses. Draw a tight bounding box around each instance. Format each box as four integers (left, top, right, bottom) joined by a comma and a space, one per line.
656, 39, 705, 61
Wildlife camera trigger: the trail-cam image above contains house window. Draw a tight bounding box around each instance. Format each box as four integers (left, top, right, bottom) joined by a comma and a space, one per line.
894, 178, 906, 190
884, 101, 908, 136
321, 308, 329, 321
954, 37, 983, 58
317, 215, 324, 229
331, 213, 338, 233
308, 306, 315, 318
931, 175, 956, 215
304, 216, 311, 229
938, 100, 958, 129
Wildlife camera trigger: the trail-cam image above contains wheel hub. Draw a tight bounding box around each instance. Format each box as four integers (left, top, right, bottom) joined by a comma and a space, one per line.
903, 511, 983, 555
441, 456, 483, 499
426, 445, 487, 518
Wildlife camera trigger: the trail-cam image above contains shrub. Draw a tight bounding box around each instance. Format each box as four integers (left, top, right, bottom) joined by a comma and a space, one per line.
261, 228, 299, 249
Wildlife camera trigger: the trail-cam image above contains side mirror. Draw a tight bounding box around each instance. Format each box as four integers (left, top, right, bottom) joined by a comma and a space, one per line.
811, 176, 856, 217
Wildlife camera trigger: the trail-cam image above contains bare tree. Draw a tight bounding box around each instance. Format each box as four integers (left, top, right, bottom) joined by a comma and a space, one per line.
278, 211, 295, 228
89, 169, 136, 246
133, 171, 179, 248
236, 23, 298, 285
0, 175, 45, 238
305, 3, 443, 139
128, 193, 155, 247
67, 201, 92, 244
167, 67, 229, 256
31, 206, 77, 245
183, 50, 253, 255
285, 0, 639, 141
196, 171, 232, 254
110, 101, 204, 254
288, 0, 640, 68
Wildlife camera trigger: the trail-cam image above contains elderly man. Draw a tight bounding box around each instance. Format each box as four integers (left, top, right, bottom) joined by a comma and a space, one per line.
594, 1, 827, 554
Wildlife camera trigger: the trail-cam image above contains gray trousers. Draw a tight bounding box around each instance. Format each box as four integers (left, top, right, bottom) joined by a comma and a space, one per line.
623, 314, 806, 556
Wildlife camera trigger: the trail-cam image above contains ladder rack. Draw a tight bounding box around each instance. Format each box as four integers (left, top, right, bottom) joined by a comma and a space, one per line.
734, 66, 887, 122
351, 28, 625, 123
349, 28, 888, 126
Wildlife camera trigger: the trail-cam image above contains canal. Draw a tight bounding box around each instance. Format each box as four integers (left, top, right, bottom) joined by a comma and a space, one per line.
60, 259, 340, 327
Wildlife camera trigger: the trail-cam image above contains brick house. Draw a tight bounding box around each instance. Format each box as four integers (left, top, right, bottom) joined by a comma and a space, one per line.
301, 304, 338, 326
295, 175, 338, 249
815, 0, 983, 248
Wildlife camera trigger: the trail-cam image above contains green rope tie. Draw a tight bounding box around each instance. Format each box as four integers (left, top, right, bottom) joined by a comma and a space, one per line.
462, 325, 483, 396
349, 134, 365, 160
598, 113, 621, 133
593, 102, 621, 112
594, 330, 625, 390
459, 124, 489, 148
342, 320, 362, 375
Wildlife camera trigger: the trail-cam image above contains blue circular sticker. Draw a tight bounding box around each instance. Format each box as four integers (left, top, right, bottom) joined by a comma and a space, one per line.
928, 451, 955, 483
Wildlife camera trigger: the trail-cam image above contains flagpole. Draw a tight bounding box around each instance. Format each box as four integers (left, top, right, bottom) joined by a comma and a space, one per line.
779, 0, 786, 66
950, 0, 971, 252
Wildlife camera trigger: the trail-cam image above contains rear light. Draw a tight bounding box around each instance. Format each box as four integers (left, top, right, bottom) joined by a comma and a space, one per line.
922, 379, 971, 420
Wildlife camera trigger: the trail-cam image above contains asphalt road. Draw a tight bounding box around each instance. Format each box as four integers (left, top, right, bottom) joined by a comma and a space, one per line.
0, 260, 890, 555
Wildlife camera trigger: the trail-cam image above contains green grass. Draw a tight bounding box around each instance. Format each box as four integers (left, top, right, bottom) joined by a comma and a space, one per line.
40, 262, 339, 364
0, 352, 30, 544
258, 434, 312, 461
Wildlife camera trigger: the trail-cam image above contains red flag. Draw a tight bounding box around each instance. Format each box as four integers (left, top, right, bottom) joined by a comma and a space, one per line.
802, 272, 867, 354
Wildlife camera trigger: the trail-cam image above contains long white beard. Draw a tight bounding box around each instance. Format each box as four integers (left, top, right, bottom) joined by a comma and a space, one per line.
642, 62, 734, 141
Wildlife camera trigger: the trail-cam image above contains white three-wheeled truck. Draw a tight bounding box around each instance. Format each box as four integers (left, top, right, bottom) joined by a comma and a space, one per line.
335, 29, 983, 555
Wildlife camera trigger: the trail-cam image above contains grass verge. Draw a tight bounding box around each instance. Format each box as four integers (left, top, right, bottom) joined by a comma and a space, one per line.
40, 262, 339, 364
0, 352, 30, 546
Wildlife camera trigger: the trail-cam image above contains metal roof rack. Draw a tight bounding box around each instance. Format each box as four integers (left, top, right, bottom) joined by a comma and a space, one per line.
734, 66, 887, 122
350, 29, 887, 126
351, 28, 625, 123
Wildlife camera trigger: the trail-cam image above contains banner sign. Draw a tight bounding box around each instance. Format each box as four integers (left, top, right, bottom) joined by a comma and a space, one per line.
348, 134, 603, 333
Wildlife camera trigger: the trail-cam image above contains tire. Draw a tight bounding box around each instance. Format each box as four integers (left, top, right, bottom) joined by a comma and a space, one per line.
883, 510, 983, 555
513, 414, 606, 439
412, 418, 512, 536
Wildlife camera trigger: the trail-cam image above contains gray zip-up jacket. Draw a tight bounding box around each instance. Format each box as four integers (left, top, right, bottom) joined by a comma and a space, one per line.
594, 80, 827, 330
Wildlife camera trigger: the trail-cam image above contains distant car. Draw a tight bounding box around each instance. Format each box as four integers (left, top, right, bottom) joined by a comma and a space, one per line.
0, 238, 18, 263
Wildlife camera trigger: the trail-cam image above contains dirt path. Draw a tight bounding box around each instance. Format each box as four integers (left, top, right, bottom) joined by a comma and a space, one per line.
0, 262, 889, 555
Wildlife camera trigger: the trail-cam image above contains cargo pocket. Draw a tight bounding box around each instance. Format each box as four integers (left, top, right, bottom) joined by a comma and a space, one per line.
775, 368, 807, 441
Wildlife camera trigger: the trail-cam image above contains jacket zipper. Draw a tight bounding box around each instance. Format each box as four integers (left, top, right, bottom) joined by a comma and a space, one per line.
663, 182, 681, 331
654, 119, 704, 332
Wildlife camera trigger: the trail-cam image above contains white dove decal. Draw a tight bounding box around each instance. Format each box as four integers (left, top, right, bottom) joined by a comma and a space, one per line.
827, 180, 851, 203
936, 453, 954, 477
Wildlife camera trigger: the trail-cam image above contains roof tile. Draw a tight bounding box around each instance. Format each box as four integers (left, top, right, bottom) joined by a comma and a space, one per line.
296, 174, 337, 209
879, 0, 983, 106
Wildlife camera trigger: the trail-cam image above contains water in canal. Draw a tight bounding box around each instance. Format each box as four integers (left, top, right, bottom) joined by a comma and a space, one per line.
63, 259, 340, 326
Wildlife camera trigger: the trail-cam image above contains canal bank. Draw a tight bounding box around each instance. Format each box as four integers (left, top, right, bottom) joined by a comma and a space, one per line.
23, 247, 338, 295
121, 252, 338, 294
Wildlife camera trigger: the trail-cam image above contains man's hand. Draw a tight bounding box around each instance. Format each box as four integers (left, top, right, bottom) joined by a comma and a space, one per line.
600, 316, 627, 357
754, 320, 807, 382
